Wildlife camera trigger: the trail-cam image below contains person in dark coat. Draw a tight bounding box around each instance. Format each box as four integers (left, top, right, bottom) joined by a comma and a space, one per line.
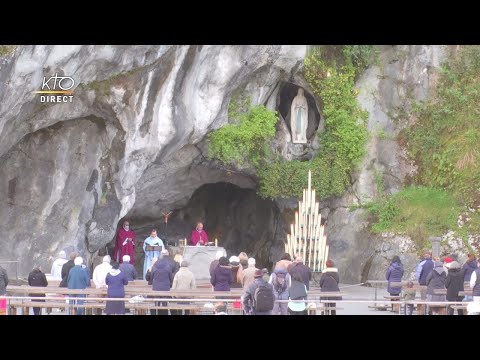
416, 252, 434, 299
0, 265, 8, 296
105, 261, 128, 315
319, 259, 342, 315
59, 252, 77, 287
386, 256, 404, 296
119, 255, 138, 281
426, 261, 447, 314
151, 256, 174, 315
161, 249, 179, 277
27, 266, 48, 315
211, 257, 233, 291
0, 265, 7, 315
288, 272, 308, 315
462, 254, 477, 282
229, 256, 243, 288
209, 251, 224, 277
445, 261, 465, 315
243, 269, 275, 315
288, 257, 312, 290
67, 257, 90, 315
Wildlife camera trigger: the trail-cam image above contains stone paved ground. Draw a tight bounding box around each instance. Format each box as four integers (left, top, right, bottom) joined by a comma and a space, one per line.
336, 283, 398, 315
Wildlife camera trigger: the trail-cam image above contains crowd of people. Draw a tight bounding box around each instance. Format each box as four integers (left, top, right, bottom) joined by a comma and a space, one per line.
0, 216, 342, 315
9, 218, 480, 316
386, 252, 480, 315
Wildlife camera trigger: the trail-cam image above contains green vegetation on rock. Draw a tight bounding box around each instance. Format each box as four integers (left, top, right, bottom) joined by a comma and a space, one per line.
208, 105, 278, 168
364, 187, 459, 251
259, 47, 369, 199
0, 45, 17, 57
208, 46, 375, 200
366, 46, 480, 253
403, 46, 480, 207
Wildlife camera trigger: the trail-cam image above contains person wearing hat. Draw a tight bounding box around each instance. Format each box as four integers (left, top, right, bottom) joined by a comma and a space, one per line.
211, 257, 233, 291
119, 255, 138, 281
445, 261, 465, 315
243, 269, 275, 315
50, 250, 68, 281
386, 256, 404, 297
229, 256, 243, 288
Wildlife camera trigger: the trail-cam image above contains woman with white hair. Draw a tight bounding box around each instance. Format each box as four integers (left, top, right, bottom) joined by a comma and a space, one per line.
119, 255, 138, 281
93, 255, 112, 289
67, 257, 91, 315
105, 261, 128, 315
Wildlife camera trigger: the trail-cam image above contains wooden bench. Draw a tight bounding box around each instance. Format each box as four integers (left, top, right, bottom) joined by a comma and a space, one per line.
8, 299, 205, 315
317, 307, 343, 315
368, 304, 388, 311
429, 304, 447, 315
449, 304, 467, 315
384, 296, 401, 313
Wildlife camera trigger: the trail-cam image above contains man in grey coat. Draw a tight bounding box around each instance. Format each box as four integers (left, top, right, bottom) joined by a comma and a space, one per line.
243, 269, 275, 315
119, 255, 138, 281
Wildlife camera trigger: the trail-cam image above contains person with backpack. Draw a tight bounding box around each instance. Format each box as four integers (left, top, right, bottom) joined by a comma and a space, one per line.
288, 272, 308, 315
243, 269, 275, 315
269, 268, 291, 315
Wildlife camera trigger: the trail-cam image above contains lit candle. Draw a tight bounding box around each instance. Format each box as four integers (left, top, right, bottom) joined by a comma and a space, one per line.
215, 238, 218, 247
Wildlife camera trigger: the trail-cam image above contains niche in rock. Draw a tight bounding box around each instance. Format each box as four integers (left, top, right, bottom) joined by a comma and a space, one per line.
277, 82, 321, 141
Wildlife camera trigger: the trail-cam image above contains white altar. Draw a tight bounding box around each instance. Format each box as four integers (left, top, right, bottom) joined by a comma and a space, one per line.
182, 246, 226, 280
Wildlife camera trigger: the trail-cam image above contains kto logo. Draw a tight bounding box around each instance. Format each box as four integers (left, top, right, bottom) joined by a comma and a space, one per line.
35, 73, 75, 103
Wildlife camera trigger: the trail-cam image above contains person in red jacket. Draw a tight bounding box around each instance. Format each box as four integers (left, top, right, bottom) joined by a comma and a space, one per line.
190, 222, 209, 246
114, 220, 137, 265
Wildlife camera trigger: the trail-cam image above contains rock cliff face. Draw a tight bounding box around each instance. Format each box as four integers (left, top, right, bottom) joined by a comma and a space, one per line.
325, 45, 448, 283
0, 45, 306, 276
0, 45, 447, 282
